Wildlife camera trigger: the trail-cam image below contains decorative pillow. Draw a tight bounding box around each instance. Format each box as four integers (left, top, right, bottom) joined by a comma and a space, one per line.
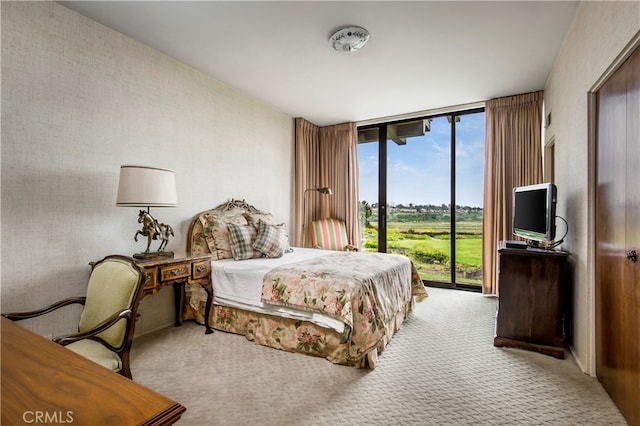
190, 220, 209, 255
275, 223, 292, 253
252, 220, 288, 258
245, 212, 276, 228
246, 212, 292, 253
226, 224, 262, 260
199, 208, 248, 260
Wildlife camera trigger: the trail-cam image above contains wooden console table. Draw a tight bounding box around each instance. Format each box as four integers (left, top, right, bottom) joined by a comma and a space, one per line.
1, 317, 186, 425
135, 253, 214, 334
494, 242, 570, 359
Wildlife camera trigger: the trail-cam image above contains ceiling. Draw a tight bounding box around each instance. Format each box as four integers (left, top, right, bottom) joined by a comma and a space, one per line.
58, 1, 579, 126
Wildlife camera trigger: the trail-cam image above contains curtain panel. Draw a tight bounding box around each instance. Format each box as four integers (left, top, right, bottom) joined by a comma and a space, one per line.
482, 91, 544, 295
294, 118, 321, 247
294, 118, 360, 248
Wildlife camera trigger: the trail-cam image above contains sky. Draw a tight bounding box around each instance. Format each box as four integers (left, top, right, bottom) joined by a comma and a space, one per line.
358, 112, 485, 208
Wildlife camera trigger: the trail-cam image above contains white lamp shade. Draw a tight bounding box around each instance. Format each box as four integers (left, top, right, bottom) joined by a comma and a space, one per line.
116, 165, 178, 207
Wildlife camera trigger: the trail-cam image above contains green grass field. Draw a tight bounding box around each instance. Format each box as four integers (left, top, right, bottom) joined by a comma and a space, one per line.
361, 219, 483, 285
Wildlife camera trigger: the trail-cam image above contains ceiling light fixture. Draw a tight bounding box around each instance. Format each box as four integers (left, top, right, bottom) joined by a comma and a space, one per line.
329, 26, 370, 52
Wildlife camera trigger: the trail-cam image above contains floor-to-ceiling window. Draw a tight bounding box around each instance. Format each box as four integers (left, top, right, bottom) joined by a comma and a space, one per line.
358, 108, 485, 289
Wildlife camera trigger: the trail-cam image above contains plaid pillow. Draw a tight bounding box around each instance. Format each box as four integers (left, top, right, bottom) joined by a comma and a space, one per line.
246, 214, 292, 254
226, 224, 262, 260
199, 209, 248, 260
252, 220, 288, 258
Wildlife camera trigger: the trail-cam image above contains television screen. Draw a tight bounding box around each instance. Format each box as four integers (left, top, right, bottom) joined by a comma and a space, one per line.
512, 183, 557, 244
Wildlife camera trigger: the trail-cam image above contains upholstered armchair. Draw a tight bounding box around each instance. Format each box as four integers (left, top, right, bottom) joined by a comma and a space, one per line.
2, 255, 147, 379
310, 218, 358, 251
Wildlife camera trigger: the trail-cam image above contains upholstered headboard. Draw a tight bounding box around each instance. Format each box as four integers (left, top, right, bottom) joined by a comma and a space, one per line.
187, 199, 286, 259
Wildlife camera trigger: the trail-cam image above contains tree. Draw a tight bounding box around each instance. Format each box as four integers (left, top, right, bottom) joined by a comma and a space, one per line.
360, 201, 373, 228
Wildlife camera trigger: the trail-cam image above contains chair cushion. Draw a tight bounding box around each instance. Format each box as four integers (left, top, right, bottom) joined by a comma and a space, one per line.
65, 339, 122, 373
310, 218, 349, 251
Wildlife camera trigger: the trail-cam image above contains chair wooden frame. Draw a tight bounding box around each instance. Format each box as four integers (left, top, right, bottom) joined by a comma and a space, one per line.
2, 255, 147, 379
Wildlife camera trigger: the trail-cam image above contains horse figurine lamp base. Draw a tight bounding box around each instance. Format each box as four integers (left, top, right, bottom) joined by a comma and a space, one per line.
133, 209, 175, 260
133, 251, 174, 261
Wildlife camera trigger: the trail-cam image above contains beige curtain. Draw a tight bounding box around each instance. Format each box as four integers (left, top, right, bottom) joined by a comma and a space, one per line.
482, 91, 543, 295
294, 118, 360, 248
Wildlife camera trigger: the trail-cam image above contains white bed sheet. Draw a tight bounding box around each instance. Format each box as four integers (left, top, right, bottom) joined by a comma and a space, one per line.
211, 247, 346, 333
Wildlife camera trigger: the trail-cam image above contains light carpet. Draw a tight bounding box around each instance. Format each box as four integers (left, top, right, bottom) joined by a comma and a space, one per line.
131, 287, 626, 425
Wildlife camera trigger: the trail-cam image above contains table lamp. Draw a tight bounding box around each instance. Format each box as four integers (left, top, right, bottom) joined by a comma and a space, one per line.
116, 165, 177, 260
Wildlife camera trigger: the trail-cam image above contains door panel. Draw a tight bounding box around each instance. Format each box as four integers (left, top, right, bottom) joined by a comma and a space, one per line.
623, 46, 640, 425
386, 117, 451, 283
596, 45, 640, 426
454, 113, 485, 284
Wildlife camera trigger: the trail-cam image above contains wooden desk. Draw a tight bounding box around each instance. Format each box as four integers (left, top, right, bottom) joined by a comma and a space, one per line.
135, 253, 213, 334
1, 317, 186, 425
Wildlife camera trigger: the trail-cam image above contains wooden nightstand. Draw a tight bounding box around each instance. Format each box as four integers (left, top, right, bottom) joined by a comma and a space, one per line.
135, 253, 214, 334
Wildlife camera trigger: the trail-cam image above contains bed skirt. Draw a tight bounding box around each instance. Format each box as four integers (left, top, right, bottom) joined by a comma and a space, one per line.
181, 295, 418, 369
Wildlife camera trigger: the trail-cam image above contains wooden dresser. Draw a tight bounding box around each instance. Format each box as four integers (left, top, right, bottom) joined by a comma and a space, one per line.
493, 242, 570, 358
1, 317, 186, 425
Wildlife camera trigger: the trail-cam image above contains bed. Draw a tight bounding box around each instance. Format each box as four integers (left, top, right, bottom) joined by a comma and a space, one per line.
182, 199, 428, 368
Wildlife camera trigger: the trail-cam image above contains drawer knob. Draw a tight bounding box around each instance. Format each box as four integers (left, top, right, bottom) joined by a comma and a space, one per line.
196, 266, 207, 273
170, 268, 181, 276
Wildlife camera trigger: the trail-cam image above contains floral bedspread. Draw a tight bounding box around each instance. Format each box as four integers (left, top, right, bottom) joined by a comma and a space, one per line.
261, 251, 428, 361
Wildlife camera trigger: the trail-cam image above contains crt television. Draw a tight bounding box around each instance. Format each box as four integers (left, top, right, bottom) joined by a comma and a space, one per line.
512, 182, 557, 245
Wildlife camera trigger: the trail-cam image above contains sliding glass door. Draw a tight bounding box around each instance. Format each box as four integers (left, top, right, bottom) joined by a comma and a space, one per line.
453, 112, 485, 285
358, 109, 485, 288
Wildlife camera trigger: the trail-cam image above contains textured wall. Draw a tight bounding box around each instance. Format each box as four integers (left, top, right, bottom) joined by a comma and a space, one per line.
544, 1, 639, 374
1, 2, 294, 336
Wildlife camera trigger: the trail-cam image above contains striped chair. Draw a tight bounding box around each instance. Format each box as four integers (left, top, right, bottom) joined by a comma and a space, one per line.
310, 218, 358, 251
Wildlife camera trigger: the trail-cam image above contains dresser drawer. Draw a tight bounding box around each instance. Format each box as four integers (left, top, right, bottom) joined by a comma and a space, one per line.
160, 264, 190, 281
144, 268, 158, 290
192, 260, 211, 280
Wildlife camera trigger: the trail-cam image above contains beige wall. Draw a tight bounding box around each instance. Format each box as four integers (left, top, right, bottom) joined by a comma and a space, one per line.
1, 2, 294, 336
544, 1, 639, 374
